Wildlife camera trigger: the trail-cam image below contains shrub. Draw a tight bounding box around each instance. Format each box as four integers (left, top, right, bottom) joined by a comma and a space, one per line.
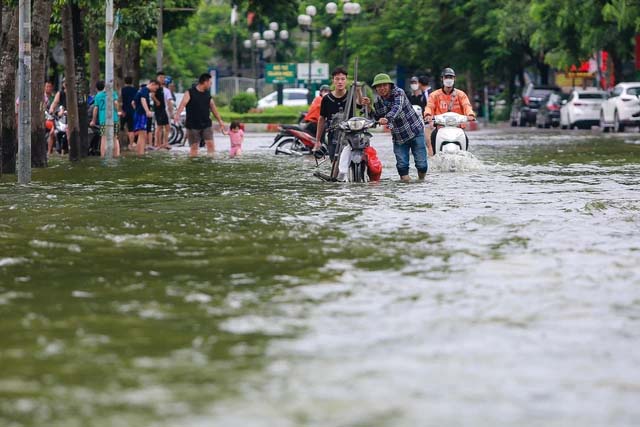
230, 93, 257, 113
213, 95, 227, 108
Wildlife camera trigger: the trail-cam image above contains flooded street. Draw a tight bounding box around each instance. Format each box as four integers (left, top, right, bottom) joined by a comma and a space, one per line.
1, 127, 639, 426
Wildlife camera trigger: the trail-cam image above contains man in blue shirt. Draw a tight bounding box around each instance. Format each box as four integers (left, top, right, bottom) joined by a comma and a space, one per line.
133, 80, 159, 155
90, 80, 122, 158
361, 73, 428, 182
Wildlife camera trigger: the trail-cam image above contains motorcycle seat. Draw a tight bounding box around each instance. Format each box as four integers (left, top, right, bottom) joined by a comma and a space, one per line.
280, 124, 303, 131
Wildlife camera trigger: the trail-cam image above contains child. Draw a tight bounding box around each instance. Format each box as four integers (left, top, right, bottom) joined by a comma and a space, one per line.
228, 120, 244, 157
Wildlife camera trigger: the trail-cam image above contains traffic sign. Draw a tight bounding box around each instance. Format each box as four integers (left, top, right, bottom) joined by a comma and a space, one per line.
265, 63, 297, 84
297, 63, 329, 81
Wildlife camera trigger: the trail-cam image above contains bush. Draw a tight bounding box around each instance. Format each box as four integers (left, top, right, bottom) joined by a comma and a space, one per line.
213, 95, 227, 108
220, 112, 300, 124
230, 93, 257, 113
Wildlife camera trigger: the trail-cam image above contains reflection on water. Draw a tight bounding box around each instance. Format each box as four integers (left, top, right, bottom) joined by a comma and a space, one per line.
1, 128, 639, 427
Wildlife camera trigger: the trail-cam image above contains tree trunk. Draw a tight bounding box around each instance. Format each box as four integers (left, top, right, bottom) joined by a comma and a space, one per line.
72, 4, 88, 157
0, 6, 18, 175
114, 35, 125, 90
465, 69, 474, 106
89, 27, 100, 96
61, 3, 80, 162
31, 0, 53, 168
536, 55, 550, 85
126, 38, 141, 86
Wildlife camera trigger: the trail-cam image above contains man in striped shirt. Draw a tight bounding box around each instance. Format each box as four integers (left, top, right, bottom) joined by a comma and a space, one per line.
361, 73, 428, 182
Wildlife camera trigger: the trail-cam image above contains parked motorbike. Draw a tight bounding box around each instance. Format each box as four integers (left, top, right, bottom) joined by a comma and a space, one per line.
270, 123, 323, 155
169, 122, 184, 145
432, 112, 470, 153
45, 109, 69, 154
88, 125, 101, 156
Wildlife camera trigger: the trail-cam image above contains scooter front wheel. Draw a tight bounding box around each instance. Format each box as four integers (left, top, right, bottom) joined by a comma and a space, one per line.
349, 162, 366, 183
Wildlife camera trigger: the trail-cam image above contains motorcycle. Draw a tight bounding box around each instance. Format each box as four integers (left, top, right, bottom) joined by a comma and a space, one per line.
432, 112, 470, 153
336, 117, 380, 182
314, 116, 381, 182
45, 109, 69, 154
270, 123, 323, 155
169, 122, 185, 145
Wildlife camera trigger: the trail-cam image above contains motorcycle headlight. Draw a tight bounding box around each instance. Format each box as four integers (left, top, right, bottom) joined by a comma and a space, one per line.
346, 117, 366, 131
445, 117, 457, 127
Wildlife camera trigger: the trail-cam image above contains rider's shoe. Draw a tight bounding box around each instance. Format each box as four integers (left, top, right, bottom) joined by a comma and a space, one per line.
418, 171, 426, 180
400, 175, 411, 182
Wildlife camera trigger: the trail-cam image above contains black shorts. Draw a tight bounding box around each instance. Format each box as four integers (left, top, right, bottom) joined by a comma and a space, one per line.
122, 111, 134, 131
155, 109, 169, 126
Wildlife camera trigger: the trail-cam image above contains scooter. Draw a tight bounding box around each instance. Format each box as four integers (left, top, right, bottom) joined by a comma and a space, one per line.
432, 112, 470, 153
270, 124, 323, 155
45, 108, 69, 154
169, 122, 184, 145
336, 116, 379, 182
314, 116, 381, 182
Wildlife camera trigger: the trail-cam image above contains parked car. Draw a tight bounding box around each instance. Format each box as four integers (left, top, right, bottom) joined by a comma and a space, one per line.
599, 82, 640, 132
536, 92, 567, 128
559, 88, 607, 129
510, 84, 561, 127
257, 88, 309, 108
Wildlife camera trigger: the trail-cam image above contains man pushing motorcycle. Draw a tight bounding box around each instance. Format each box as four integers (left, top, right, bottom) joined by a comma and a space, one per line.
423, 67, 476, 156
360, 73, 428, 182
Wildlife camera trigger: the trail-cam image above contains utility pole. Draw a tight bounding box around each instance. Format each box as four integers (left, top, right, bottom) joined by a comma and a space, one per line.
105, 0, 119, 161
17, 0, 31, 184
231, 3, 238, 76
157, 0, 163, 71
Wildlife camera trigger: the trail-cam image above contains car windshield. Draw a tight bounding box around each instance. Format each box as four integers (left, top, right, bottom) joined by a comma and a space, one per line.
531, 89, 556, 97
626, 87, 640, 96
579, 93, 606, 99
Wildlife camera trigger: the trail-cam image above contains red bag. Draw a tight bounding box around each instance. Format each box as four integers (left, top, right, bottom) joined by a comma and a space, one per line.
364, 146, 382, 181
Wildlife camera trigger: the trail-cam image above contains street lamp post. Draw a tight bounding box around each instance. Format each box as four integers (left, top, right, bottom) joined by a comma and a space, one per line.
298, 7, 332, 104
263, 22, 290, 105
325, 1, 361, 66
243, 34, 267, 95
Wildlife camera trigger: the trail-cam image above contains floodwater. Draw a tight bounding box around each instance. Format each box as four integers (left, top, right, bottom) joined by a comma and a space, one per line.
1, 128, 639, 427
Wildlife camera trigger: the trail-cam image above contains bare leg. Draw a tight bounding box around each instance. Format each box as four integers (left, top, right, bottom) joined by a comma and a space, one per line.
189, 143, 199, 157
100, 135, 106, 157
161, 125, 169, 148
155, 124, 162, 148
47, 130, 55, 154
128, 132, 135, 149
136, 131, 146, 155
205, 139, 215, 156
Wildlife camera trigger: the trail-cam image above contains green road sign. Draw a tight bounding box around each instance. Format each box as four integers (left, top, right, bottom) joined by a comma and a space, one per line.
265, 63, 297, 84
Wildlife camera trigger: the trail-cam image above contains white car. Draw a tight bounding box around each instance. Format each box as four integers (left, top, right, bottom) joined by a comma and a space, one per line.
599, 82, 640, 132
560, 88, 607, 129
257, 88, 309, 108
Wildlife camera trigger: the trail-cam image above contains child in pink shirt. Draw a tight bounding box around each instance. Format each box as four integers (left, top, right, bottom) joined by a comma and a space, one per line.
228, 121, 244, 157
